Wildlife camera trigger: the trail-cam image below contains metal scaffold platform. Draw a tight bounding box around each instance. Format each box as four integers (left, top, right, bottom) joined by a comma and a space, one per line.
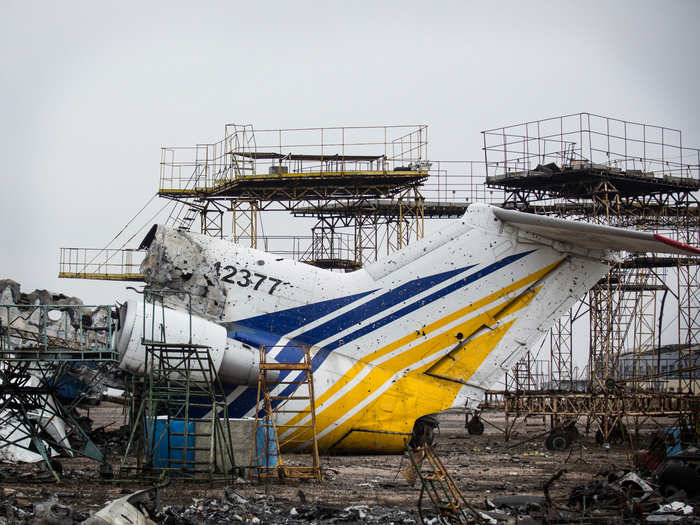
58, 247, 145, 281
501, 390, 700, 445
157, 124, 431, 269
57, 127, 500, 279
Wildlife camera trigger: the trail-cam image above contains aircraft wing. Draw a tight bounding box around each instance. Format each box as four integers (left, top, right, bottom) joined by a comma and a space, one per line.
493, 207, 700, 256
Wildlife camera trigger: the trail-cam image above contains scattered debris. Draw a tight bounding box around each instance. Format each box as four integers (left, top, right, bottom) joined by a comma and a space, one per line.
155, 490, 419, 524
0, 402, 698, 524
0, 280, 124, 472
33, 498, 73, 525
648, 501, 696, 522
81, 488, 158, 525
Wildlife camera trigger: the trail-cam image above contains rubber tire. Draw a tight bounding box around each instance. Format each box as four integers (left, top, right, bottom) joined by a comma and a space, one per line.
409, 415, 439, 448
545, 431, 571, 451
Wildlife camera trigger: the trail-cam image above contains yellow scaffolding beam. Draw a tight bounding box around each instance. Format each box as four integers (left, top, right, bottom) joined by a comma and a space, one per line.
159, 170, 428, 196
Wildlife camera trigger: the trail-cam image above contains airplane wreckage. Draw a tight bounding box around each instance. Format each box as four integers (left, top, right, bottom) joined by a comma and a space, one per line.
3, 203, 700, 460
117, 203, 700, 453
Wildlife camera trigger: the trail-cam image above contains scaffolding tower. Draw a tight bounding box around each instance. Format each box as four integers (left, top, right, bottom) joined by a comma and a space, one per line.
157, 124, 430, 270
119, 291, 235, 480
483, 112, 700, 443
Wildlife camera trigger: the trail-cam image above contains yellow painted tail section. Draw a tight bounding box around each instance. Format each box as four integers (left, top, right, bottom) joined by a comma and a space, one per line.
426, 286, 541, 384
282, 261, 563, 453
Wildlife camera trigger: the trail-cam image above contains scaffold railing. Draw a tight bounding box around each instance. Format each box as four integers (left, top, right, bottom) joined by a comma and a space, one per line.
154, 159, 505, 269
482, 112, 700, 183
159, 124, 429, 195
59, 247, 145, 281
421, 160, 505, 206
0, 302, 119, 478
0, 303, 118, 361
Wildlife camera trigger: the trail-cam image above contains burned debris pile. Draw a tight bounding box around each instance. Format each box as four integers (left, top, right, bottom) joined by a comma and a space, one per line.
1, 462, 698, 525
156, 489, 418, 525
0, 485, 419, 525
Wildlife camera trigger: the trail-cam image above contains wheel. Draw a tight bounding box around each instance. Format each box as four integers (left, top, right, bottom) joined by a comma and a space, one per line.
545, 431, 571, 451
467, 418, 484, 435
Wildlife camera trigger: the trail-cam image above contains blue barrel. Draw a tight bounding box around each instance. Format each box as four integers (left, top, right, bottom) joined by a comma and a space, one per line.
254, 422, 278, 467
147, 417, 195, 470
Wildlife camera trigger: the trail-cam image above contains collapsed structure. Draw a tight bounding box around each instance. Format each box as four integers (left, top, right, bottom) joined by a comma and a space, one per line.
0, 280, 118, 475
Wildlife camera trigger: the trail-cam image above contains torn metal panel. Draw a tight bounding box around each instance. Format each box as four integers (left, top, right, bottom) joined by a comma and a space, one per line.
81, 489, 158, 525
139, 226, 227, 319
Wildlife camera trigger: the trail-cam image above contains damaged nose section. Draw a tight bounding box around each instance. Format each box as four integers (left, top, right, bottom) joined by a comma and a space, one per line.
138, 225, 227, 319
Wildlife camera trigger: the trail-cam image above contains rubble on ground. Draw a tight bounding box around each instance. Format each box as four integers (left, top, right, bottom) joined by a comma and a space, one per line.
2, 412, 699, 525
0, 467, 697, 525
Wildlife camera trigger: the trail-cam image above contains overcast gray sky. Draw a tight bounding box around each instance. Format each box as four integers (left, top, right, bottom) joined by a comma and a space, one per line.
2, 0, 699, 310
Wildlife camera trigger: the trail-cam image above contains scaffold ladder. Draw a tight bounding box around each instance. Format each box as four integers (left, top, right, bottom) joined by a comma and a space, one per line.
176, 206, 200, 232
405, 444, 484, 524
251, 345, 322, 481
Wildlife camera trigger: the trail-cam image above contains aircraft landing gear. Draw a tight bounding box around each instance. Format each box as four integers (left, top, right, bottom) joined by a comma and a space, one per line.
545, 423, 579, 451
545, 429, 571, 451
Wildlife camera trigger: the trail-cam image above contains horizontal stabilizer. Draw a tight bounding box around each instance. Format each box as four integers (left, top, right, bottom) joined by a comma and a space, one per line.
493, 207, 700, 256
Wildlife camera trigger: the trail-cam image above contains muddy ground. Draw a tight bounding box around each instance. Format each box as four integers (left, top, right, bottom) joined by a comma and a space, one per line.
1, 405, 647, 521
